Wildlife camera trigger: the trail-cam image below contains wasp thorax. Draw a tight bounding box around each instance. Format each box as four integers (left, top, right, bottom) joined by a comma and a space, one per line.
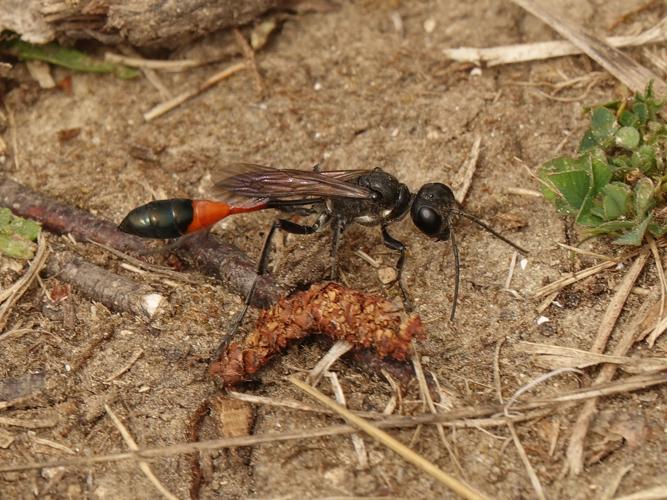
359, 170, 402, 208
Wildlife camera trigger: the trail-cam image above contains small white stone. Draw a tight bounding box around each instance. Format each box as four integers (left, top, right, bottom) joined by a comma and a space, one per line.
536, 316, 549, 325
142, 293, 164, 317
378, 267, 397, 284
423, 18, 436, 33
314, 81, 322, 91
520, 257, 528, 270
470, 67, 482, 77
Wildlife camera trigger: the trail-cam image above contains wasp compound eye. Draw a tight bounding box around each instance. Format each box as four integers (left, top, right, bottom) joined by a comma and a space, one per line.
412, 206, 441, 235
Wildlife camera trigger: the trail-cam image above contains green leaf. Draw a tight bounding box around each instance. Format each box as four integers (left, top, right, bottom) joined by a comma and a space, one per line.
601, 182, 631, 220
0, 209, 41, 259
585, 219, 635, 237
630, 145, 657, 174
613, 215, 651, 245
0, 207, 11, 226
579, 128, 597, 152
618, 110, 639, 128
648, 223, 667, 238
633, 177, 656, 218
0, 235, 35, 259
8, 217, 40, 241
1, 40, 139, 79
614, 126, 640, 150
633, 101, 648, 124
590, 107, 618, 144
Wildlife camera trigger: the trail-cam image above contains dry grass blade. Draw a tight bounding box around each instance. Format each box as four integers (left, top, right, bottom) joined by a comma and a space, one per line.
533, 248, 643, 298
105, 405, 178, 500
143, 62, 246, 121
443, 16, 667, 66
538, 371, 667, 404
0, 415, 58, 429
0, 234, 48, 332
87, 239, 202, 285
104, 348, 144, 382
412, 349, 465, 478
307, 340, 354, 386
566, 253, 650, 475
31, 436, 75, 454
507, 423, 546, 500
600, 464, 633, 500
494, 338, 546, 500
1, 372, 665, 474
515, 341, 667, 372
510, 0, 667, 95
555, 242, 616, 261
647, 236, 667, 346
105, 53, 216, 72
289, 375, 489, 500
228, 391, 334, 415
327, 372, 369, 469
613, 485, 667, 500
454, 135, 482, 204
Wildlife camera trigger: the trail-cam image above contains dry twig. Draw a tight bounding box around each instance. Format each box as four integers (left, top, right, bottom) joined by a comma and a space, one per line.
1, 372, 665, 474
443, 16, 667, 66
510, 0, 667, 95
327, 372, 369, 469
143, 62, 247, 121
289, 376, 489, 500
565, 253, 649, 475
454, 135, 482, 204
105, 405, 178, 500
0, 234, 48, 332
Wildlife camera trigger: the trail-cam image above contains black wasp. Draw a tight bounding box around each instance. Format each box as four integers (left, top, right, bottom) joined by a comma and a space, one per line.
119, 163, 527, 320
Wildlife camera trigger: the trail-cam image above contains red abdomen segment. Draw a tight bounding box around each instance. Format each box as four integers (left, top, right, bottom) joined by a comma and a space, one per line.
186, 200, 267, 233
119, 199, 268, 239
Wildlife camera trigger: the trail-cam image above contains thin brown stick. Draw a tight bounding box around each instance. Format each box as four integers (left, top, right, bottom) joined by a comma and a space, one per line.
565, 253, 649, 475
510, 0, 667, 95
144, 62, 247, 121
106, 405, 178, 500
0, 177, 283, 307
289, 376, 489, 500
46, 251, 164, 318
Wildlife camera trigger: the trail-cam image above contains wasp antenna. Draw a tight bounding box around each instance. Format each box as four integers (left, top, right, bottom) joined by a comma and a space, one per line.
452, 209, 528, 255
449, 222, 460, 322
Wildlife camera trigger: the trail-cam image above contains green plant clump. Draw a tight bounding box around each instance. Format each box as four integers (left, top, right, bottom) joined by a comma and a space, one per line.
538, 83, 667, 245
0, 208, 41, 260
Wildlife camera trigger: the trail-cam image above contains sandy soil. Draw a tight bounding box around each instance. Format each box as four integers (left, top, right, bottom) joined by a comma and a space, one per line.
1, 1, 666, 499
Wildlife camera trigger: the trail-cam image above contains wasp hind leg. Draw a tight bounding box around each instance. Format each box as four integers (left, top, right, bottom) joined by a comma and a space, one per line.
381, 224, 413, 312
212, 214, 331, 360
